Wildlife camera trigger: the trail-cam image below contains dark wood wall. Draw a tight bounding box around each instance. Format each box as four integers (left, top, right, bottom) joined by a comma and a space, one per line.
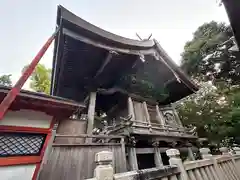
55, 119, 87, 144
38, 145, 126, 180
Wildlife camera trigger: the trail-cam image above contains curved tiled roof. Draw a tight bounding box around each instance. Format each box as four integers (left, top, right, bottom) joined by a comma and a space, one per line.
51, 5, 198, 110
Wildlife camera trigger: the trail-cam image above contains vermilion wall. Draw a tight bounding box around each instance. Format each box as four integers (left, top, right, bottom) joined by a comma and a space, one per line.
0, 109, 55, 180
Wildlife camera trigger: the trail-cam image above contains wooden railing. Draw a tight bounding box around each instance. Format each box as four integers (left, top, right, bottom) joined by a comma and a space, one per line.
53, 134, 124, 146
180, 147, 240, 180
86, 147, 240, 180
106, 119, 197, 138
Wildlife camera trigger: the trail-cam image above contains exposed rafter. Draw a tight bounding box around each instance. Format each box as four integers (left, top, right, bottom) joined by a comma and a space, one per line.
94, 51, 118, 78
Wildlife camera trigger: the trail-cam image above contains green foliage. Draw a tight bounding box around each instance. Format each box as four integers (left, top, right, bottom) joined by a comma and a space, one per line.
119, 74, 169, 101
0, 74, 12, 86
23, 64, 51, 94
177, 83, 240, 145
181, 21, 240, 84
178, 21, 240, 146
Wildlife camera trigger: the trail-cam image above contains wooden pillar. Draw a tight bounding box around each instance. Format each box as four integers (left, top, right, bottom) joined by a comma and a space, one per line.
171, 104, 183, 127
86, 92, 96, 143
156, 105, 166, 126
128, 137, 138, 170
120, 137, 127, 172
152, 141, 163, 167
143, 101, 152, 130
186, 142, 195, 161
128, 97, 135, 123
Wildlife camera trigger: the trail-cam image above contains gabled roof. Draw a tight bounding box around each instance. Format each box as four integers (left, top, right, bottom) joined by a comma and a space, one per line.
51, 5, 198, 109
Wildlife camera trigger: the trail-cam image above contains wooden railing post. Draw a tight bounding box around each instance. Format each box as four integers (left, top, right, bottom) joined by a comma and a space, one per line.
166, 149, 189, 180
94, 151, 114, 180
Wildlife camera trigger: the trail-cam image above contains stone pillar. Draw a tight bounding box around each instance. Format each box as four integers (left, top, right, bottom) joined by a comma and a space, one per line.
166, 149, 189, 180
94, 151, 114, 180
233, 147, 240, 155
219, 147, 230, 155
199, 148, 213, 159
152, 141, 163, 167
86, 92, 96, 143
128, 137, 138, 170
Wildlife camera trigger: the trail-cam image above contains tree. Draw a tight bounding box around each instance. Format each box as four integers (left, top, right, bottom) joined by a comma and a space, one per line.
178, 21, 240, 146
23, 64, 51, 94
0, 74, 12, 86
177, 83, 240, 146
181, 21, 240, 84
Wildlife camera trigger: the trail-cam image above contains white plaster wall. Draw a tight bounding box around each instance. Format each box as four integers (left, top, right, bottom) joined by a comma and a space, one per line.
0, 164, 36, 180
0, 110, 52, 128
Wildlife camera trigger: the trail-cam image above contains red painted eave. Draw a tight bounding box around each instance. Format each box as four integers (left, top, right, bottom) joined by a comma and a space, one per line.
0, 86, 85, 117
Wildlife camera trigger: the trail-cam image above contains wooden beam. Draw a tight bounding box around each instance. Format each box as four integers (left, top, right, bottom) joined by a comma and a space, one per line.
135, 147, 198, 154
171, 104, 183, 127
120, 138, 127, 171
55, 134, 123, 139
188, 147, 195, 161
131, 55, 143, 69
154, 147, 164, 167
142, 101, 151, 128
86, 92, 96, 143
52, 143, 121, 146
36, 130, 56, 180
98, 88, 157, 105
128, 147, 138, 170
63, 28, 154, 55
94, 51, 117, 78
136, 148, 154, 154
128, 97, 136, 122
156, 105, 166, 126
0, 156, 41, 167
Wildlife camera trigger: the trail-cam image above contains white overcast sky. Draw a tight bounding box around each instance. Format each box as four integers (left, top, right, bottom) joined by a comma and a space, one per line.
0, 0, 229, 87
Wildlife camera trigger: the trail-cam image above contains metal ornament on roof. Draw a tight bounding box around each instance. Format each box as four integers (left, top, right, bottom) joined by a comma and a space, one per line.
135, 33, 152, 41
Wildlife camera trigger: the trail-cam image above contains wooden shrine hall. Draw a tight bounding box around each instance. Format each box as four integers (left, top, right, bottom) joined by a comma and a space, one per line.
43, 5, 199, 178
0, 5, 202, 180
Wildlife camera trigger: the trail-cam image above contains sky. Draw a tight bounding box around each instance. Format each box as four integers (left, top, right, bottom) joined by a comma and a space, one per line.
0, 0, 229, 88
